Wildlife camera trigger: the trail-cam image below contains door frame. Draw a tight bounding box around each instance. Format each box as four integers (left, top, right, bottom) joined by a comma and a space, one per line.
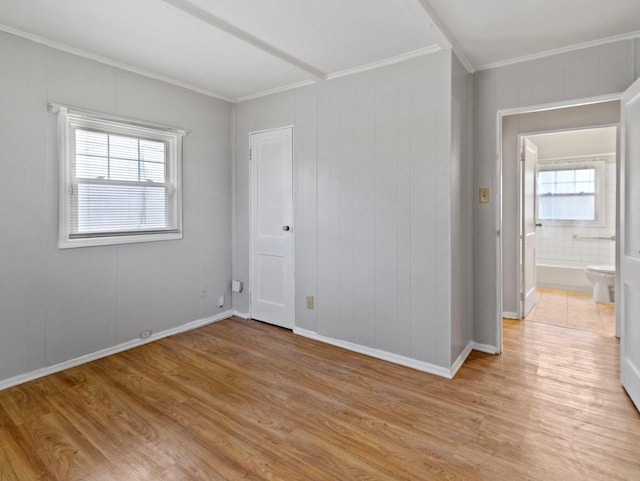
248, 125, 295, 326
495, 93, 621, 352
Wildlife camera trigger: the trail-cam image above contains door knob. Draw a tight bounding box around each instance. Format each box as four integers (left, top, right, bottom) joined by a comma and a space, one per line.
282, 225, 290, 231
535, 223, 542, 227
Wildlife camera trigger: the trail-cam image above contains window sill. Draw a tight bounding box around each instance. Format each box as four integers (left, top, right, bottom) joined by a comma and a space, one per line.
58, 231, 183, 249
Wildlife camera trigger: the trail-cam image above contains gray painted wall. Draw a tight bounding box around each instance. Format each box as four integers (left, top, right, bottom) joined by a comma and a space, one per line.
234, 51, 463, 368
473, 39, 639, 347
0, 32, 232, 382
450, 53, 474, 363
501, 102, 621, 315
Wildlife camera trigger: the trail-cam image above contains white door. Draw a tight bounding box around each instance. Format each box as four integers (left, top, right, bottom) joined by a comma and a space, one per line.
620, 78, 640, 411
521, 137, 538, 317
250, 127, 294, 329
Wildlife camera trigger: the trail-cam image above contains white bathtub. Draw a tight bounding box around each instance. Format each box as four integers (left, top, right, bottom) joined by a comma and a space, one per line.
536, 260, 592, 293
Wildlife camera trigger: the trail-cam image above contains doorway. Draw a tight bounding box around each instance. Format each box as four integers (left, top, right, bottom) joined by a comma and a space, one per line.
496, 82, 640, 413
499, 100, 621, 327
519, 126, 618, 336
249, 126, 294, 329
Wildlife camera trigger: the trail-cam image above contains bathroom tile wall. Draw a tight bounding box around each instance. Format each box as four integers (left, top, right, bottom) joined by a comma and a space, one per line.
537, 156, 616, 266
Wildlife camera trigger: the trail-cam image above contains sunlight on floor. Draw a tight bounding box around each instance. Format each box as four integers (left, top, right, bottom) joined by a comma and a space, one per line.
525, 288, 616, 336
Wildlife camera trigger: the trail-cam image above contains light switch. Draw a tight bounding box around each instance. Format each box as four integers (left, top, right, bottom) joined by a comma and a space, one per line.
479, 188, 491, 204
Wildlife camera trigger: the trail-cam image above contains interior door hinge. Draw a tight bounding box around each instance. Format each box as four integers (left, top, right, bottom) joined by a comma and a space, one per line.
249, 149, 252, 160
520, 292, 524, 301
521, 151, 526, 162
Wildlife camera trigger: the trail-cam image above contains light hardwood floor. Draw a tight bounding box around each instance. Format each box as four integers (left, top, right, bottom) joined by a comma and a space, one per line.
0, 317, 638, 480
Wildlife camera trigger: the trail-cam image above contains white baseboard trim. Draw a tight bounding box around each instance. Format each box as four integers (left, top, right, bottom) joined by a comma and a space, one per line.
293, 327, 454, 379
502, 311, 520, 319
450, 341, 474, 378
0, 310, 234, 392
471, 342, 500, 355
537, 282, 591, 294
232, 311, 251, 319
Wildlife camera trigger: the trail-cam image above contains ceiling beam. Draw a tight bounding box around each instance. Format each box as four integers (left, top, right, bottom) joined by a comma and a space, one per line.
161, 0, 327, 81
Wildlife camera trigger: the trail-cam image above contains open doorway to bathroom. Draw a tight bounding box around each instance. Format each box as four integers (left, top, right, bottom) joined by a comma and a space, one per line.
520, 126, 617, 337
500, 99, 621, 343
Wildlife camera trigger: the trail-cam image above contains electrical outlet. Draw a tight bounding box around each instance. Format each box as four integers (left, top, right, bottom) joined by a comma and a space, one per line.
200, 285, 208, 297
140, 329, 152, 339
306, 296, 314, 309
217, 294, 225, 307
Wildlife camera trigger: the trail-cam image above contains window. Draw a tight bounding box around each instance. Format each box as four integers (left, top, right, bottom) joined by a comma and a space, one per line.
53, 105, 184, 248
537, 163, 603, 222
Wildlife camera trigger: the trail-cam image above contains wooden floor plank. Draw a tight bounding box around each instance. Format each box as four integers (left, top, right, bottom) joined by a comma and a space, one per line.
0, 316, 639, 480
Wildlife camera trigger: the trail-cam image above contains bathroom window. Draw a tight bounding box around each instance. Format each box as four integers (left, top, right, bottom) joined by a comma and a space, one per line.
537, 162, 603, 223
52, 104, 185, 248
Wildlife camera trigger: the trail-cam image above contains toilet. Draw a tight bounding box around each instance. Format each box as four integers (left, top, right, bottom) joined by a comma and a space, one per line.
585, 265, 616, 303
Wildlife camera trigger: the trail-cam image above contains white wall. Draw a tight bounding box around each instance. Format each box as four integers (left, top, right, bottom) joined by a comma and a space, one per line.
474, 39, 639, 345
0, 32, 232, 383
234, 51, 468, 369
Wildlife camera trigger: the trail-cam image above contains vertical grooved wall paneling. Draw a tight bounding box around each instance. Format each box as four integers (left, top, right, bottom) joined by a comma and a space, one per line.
0, 32, 232, 384
234, 51, 472, 370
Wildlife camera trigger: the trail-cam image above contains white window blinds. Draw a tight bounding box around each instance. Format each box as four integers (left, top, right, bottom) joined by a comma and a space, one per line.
53, 105, 185, 248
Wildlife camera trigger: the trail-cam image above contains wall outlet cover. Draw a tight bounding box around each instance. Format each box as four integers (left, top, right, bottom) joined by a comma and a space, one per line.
231, 280, 243, 293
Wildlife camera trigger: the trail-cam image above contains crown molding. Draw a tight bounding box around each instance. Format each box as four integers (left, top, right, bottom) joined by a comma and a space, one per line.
325, 44, 442, 80
0, 24, 232, 102
452, 47, 475, 74
477, 30, 640, 72
414, 0, 475, 73
234, 80, 316, 103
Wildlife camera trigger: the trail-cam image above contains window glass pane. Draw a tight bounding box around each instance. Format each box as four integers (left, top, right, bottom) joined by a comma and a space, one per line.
142, 187, 167, 228
76, 184, 167, 233
75, 155, 108, 179
538, 171, 555, 184
555, 181, 575, 194
109, 135, 139, 160
140, 162, 165, 183
538, 194, 595, 221
555, 170, 575, 184
109, 158, 139, 182
140, 140, 166, 163
575, 168, 594, 182
539, 182, 555, 195
76, 130, 108, 157
575, 181, 595, 194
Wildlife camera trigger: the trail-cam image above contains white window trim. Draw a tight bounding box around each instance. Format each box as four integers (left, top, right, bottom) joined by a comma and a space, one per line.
50, 103, 187, 248
536, 158, 607, 227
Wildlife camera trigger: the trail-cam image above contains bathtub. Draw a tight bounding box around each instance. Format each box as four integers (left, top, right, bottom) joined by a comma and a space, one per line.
536, 260, 592, 293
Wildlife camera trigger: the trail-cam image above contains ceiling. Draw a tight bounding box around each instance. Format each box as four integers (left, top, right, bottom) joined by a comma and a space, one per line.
427, 0, 640, 69
528, 127, 618, 161
0, 0, 638, 102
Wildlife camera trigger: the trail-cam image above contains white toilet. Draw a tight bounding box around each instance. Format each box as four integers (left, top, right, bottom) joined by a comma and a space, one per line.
585, 265, 615, 303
